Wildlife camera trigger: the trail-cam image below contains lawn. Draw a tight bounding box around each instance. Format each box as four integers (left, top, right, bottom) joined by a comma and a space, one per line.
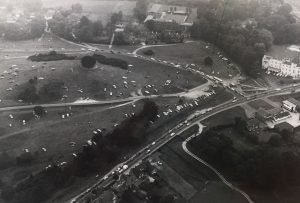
157, 128, 247, 203
269, 92, 300, 103
138, 41, 240, 79
0, 33, 82, 53
202, 107, 246, 127
248, 99, 274, 110
0, 49, 207, 107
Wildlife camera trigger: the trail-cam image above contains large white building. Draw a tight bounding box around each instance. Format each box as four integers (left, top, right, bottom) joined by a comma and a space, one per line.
262, 55, 300, 78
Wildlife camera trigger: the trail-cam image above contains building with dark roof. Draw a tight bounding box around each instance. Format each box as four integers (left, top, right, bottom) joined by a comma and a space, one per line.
144, 3, 197, 32
255, 107, 290, 123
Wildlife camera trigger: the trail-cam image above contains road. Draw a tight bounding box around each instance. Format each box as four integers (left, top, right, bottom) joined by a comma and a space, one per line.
70, 84, 300, 203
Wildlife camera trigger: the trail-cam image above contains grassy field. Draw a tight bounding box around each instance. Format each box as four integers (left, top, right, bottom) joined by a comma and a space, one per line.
269, 92, 300, 103
202, 107, 247, 128
0, 33, 82, 52
248, 99, 274, 110
157, 127, 248, 203
138, 41, 240, 79
0, 42, 206, 107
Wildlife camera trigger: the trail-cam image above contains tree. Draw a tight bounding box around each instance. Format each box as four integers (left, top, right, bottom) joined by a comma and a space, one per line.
134, 0, 148, 22
268, 134, 282, 147
18, 85, 39, 103
38, 81, 64, 102
72, 3, 83, 13
81, 56, 96, 68
34, 106, 46, 117
204, 56, 213, 66
143, 49, 154, 56
110, 11, 123, 25
92, 21, 103, 36
79, 16, 91, 28
277, 3, 293, 16
77, 25, 94, 42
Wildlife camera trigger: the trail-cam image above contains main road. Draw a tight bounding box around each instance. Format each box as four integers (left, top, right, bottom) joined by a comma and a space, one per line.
70, 84, 300, 203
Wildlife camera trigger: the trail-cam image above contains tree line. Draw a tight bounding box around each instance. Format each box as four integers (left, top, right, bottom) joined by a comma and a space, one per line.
1, 100, 159, 203
190, 0, 300, 77
189, 116, 300, 193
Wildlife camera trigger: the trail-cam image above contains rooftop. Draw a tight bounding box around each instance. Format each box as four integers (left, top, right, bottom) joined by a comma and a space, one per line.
286, 97, 300, 106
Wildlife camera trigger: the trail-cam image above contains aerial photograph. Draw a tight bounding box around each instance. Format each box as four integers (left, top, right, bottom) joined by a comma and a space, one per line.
0, 0, 300, 202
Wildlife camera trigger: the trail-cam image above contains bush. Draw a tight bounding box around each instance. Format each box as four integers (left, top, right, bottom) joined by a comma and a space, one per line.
1, 186, 15, 201
17, 84, 39, 103
143, 49, 154, 56
28, 51, 76, 62
204, 56, 213, 66
38, 81, 64, 102
34, 106, 46, 117
81, 56, 97, 68
93, 54, 128, 69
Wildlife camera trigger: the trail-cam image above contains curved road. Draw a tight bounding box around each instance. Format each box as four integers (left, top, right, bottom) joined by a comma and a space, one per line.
70, 84, 300, 203
182, 127, 254, 203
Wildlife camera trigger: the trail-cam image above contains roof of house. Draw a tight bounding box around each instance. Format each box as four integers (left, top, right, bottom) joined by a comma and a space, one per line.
273, 111, 291, 120
160, 13, 187, 24
148, 4, 190, 14
286, 97, 300, 106
257, 107, 282, 118
146, 3, 197, 25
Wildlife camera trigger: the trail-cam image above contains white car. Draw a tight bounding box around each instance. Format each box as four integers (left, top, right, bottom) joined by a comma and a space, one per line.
170, 132, 175, 136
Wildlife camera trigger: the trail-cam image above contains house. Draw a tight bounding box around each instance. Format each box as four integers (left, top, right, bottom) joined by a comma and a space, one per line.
282, 98, 300, 112
144, 3, 197, 32
255, 107, 290, 123
273, 111, 291, 123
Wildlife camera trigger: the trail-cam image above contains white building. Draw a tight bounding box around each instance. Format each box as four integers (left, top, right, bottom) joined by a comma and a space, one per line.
282, 98, 300, 112
262, 55, 300, 78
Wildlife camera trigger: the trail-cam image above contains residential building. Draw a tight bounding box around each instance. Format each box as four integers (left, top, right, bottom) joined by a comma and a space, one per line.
282, 98, 300, 112
262, 55, 300, 78
144, 3, 197, 32
255, 107, 289, 123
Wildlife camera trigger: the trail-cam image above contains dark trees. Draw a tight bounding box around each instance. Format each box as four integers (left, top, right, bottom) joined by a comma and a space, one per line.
81, 56, 97, 69
34, 106, 46, 117
204, 56, 213, 66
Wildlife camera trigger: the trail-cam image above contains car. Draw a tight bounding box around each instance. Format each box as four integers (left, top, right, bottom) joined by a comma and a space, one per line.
151, 142, 156, 145
146, 149, 151, 153
170, 132, 175, 136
